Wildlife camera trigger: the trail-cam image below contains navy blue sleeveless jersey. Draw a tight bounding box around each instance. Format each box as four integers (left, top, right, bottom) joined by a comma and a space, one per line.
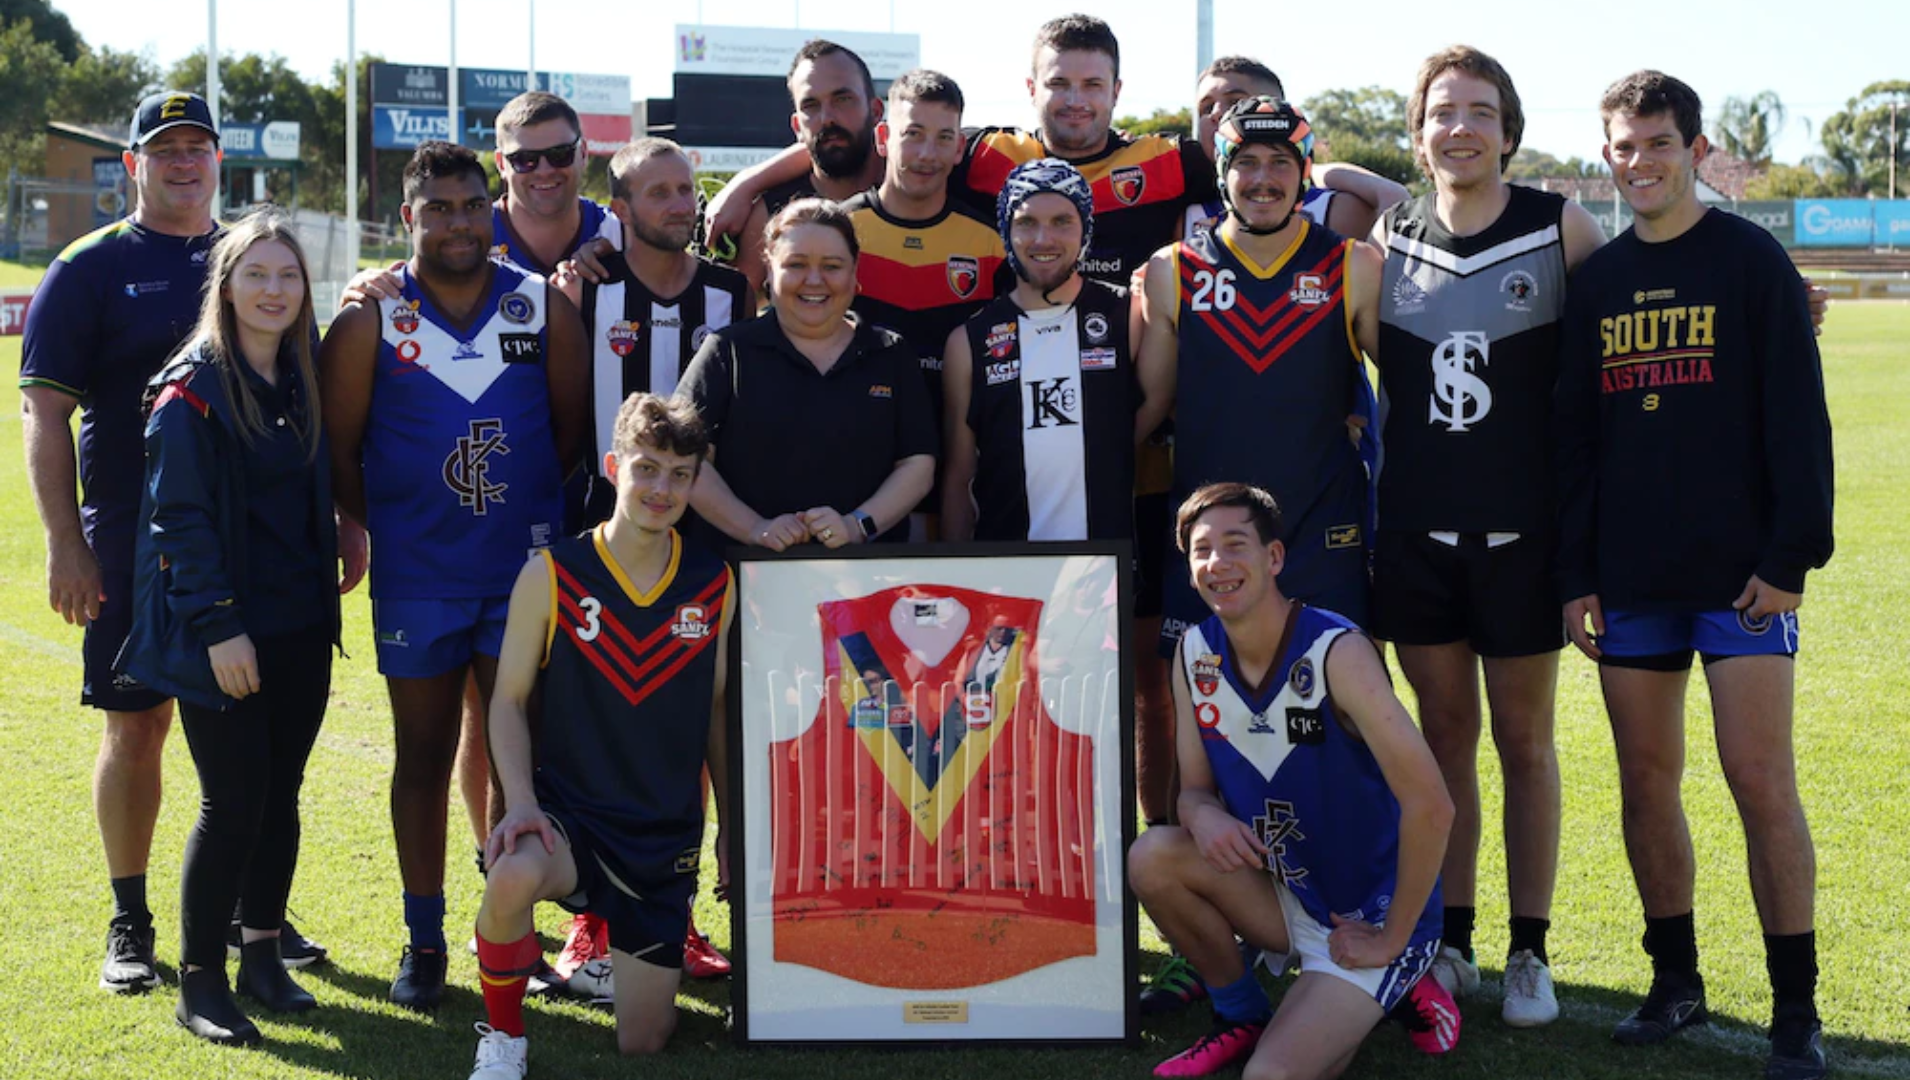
960, 280, 1137, 542
1181, 604, 1440, 936
1171, 222, 1370, 599
535, 527, 732, 873
366, 264, 564, 598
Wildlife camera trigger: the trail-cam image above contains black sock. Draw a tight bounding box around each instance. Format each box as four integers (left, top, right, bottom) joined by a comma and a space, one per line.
110, 874, 151, 929
1442, 906, 1475, 961
1509, 916, 1551, 966
1764, 932, 1818, 1018
1643, 912, 1699, 983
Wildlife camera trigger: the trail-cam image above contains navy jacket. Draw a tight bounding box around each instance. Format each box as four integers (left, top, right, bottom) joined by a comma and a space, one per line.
116, 343, 340, 710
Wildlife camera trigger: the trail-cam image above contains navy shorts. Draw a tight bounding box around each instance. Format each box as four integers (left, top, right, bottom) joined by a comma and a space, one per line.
1597, 609, 1800, 671
547, 809, 697, 970
371, 596, 510, 678
86, 570, 168, 713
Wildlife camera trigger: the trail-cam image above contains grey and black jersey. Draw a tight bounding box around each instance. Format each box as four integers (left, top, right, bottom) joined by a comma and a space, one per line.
1376, 186, 1569, 533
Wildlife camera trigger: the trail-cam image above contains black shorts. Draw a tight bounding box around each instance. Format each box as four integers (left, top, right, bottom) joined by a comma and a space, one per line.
1369, 530, 1565, 658
85, 570, 169, 713
547, 809, 696, 970
1131, 492, 1169, 620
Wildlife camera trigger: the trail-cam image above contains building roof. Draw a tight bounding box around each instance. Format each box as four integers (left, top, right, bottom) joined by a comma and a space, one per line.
1696, 147, 1764, 201
46, 121, 125, 151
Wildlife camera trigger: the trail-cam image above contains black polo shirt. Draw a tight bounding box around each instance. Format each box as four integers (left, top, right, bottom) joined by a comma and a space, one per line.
677, 312, 936, 543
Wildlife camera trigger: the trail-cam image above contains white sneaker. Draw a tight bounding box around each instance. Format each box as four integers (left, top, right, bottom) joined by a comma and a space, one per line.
469, 1023, 528, 1080
1500, 949, 1559, 1028
566, 957, 614, 1003
1430, 945, 1481, 998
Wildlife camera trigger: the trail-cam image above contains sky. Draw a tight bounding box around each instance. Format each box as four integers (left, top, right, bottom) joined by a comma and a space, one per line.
56, 0, 1905, 168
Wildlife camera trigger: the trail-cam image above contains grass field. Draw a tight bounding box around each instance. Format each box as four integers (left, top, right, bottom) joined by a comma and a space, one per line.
1, 302, 1906, 1080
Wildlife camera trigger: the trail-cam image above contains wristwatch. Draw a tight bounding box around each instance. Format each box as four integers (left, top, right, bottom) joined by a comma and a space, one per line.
850, 509, 879, 541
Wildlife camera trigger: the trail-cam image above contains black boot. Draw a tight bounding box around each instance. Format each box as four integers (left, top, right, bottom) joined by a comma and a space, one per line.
237, 938, 316, 1013
177, 967, 262, 1046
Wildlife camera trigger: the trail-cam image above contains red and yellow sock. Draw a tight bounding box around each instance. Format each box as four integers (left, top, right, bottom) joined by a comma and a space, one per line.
476, 930, 543, 1037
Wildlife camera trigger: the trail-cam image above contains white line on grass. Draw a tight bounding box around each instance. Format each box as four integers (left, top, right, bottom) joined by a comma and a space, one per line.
1474, 977, 1910, 1079
0, 620, 80, 662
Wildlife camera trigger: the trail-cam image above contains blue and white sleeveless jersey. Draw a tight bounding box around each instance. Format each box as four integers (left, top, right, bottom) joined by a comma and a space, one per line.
1181, 604, 1440, 937
366, 263, 564, 599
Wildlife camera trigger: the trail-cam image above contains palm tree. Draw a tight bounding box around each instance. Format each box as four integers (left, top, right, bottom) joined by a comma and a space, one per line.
1713, 91, 1787, 167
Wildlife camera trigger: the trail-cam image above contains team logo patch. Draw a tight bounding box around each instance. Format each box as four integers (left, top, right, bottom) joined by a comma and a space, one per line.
1391, 274, 1428, 315
1289, 273, 1330, 308
499, 333, 542, 363
1083, 311, 1110, 344
869, 383, 893, 399
946, 255, 979, 299
1110, 165, 1146, 206
1500, 269, 1538, 311
985, 360, 1021, 386
1288, 656, 1316, 697
1738, 609, 1772, 635
1325, 524, 1361, 550
451, 340, 483, 361
691, 324, 713, 351
985, 321, 1017, 360
1195, 702, 1221, 729
390, 300, 421, 335
497, 291, 536, 324
1193, 653, 1222, 696
673, 849, 700, 875
606, 320, 638, 356
1248, 710, 1276, 735
1286, 707, 1325, 745
903, 235, 924, 250
1080, 347, 1117, 371
671, 603, 713, 640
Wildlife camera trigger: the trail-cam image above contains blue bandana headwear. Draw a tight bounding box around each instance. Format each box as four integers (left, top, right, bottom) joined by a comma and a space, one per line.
996, 157, 1096, 285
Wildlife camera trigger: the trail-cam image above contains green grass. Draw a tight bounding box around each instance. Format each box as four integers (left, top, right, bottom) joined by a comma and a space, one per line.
2, 300, 1907, 1078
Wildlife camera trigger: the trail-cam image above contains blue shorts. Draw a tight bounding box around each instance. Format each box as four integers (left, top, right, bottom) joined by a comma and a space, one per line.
371, 596, 511, 678
1598, 608, 1800, 671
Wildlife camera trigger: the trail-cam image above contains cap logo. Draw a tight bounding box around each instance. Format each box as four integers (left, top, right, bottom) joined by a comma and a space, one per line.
160, 95, 191, 120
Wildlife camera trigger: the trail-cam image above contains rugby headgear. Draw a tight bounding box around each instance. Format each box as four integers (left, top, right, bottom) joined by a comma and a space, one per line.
1214, 96, 1314, 234
996, 157, 1096, 285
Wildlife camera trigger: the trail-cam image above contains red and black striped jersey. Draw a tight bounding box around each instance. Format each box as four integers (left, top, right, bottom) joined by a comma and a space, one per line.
770, 585, 1096, 989
958, 127, 1211, 287
534, 526, 732, 873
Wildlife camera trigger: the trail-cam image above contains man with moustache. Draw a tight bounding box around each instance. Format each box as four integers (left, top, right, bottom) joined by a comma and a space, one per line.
730, 40, 886, 295
320, 141, 588, 1011
841, 70, 1008, 538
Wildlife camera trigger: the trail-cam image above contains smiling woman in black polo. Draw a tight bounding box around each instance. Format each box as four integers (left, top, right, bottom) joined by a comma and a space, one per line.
677, 199, 935, 549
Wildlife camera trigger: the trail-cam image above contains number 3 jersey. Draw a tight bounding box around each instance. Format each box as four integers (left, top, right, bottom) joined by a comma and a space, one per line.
367, 264, 563, 599
1180, 604, 1440, 938
769, 585, 1096, 989
536, 527, 732, 874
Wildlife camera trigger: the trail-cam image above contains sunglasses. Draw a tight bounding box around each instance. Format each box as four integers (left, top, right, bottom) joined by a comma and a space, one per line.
502, 140, 580, 173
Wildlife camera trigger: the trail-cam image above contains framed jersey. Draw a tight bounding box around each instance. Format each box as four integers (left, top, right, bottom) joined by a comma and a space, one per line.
730, 543, 1137, 1046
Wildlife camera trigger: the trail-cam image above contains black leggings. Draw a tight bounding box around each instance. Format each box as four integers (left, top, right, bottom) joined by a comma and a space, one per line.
177, 624, 333, 968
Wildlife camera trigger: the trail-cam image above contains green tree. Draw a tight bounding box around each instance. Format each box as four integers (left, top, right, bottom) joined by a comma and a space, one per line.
1113, 106, 1190, 139
1713, 91, 1787, 167
50, 45, 161, 126
0, 18, 66, 167
0, 0, 77, 61
1505, 147, 1606, 182
1318, 133, 1417, 189
1300, 86, 1408, 147
1819, 81, 1910, 196
1744, 162, 1840, 200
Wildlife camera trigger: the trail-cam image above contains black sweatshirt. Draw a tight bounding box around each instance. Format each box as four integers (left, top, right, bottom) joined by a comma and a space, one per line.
1556, 208, 1834, 610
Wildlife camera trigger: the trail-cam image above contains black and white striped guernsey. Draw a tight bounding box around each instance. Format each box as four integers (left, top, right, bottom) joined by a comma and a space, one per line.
959, 279, 1137, 542
1376, 186, 1569, 533
582, 256, 747, 469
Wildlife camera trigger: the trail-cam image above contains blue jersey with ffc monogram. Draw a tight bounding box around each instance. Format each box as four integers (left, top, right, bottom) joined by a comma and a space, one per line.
366, 264, 562, 599
1180, 603, 1440, 938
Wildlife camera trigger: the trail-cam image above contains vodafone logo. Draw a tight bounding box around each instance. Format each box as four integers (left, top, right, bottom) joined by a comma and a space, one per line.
1196, 702, 1221, 728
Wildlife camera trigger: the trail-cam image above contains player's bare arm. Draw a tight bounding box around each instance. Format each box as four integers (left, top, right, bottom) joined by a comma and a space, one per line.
708, 584, 737, 890
338, 261, 407, 309
735, 200, 773, 300
484, 555, 559, 868
1322, 632, 1454, 968
939, 325, 980, 541
1315, 162, 1410, 240
1134, 245, 1181, 444
1560, 200, 1608, 272
1172, 659, 1269, 872
1345, 239, 1384, 363
833, 454, 934, 541
705, 145, 811, 241
21, 385, 101, 624
317, 301, 381, 525
543, 287, 591, 474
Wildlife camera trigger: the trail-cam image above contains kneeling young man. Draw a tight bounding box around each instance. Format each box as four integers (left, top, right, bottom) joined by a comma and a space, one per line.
1129, 483, 1457, 1079
468, 393, 733, 1077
